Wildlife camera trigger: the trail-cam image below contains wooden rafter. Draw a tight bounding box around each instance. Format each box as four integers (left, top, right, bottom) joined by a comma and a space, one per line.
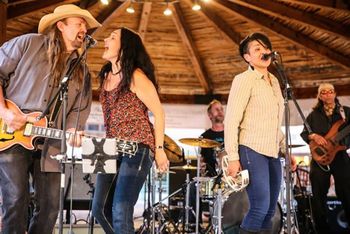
213, 0, 350, 68
245, 0, 349, 38
138, 2, 152, 40
91, 0, 130, 36
170, 2, 212, 93
183, 0, 242, 46
79, 0, 98, 9
7, 0, 78, 19
294, 0, 334, 7
0, 1, 6, 46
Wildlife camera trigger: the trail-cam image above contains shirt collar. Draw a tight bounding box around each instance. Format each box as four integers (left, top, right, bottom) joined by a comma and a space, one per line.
247, 65, 265, 80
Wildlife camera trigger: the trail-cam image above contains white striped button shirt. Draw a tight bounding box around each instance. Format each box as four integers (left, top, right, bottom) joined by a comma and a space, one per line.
224, 66, 285, 161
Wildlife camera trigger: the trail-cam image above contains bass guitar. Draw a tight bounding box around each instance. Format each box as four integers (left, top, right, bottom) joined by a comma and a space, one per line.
0, 99, 138, 155
310, 119, 350, 165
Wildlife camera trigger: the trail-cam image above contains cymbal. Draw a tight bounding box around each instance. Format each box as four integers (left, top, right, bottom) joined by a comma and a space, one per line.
164, 135, 183, 163
179, 138, 221, 148
170, 165, 197, 170
288, 144, 305, 148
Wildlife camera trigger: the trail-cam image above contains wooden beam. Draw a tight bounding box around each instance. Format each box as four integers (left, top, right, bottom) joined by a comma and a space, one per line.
170, 2, 212, 93
244, 0, 349, 38
0, 1, 6, 46
213, 0, 350, 68
79, 0, 98, 9
183, 0, 243, 46
294, 0, 334, 7
292, 84, 350, 99
138, 2, 152, 40
7, 0, 77, 19
91, 0, 130, 36
93, 86, 350, 103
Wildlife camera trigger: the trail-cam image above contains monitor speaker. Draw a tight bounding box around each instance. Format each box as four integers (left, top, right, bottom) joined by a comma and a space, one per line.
327, 197, 349, 233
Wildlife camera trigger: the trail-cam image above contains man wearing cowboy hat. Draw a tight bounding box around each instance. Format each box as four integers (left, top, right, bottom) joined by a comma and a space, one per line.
0, 4, 100, 234
301, 83, 350, 234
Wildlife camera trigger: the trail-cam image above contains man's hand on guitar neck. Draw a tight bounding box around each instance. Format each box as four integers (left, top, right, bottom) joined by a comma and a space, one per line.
309, 133, 328, 146
67, 128, 83, 148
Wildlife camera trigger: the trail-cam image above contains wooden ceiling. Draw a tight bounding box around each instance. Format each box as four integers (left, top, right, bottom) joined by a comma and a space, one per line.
1, 0, 350, 104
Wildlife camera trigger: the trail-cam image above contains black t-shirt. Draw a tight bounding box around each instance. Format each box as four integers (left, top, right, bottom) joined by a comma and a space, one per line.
200, 129, 224, 177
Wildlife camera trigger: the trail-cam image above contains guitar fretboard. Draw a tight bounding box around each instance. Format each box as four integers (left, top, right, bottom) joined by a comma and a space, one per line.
30, 125, 65, 139
24, 123, 138, 155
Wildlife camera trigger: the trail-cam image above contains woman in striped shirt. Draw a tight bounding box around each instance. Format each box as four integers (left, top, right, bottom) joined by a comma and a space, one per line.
224, 33, 285, 234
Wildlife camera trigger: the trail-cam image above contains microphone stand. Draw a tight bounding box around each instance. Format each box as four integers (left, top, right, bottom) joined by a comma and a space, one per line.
39, 39, 95, 234
272, 54, 313, 234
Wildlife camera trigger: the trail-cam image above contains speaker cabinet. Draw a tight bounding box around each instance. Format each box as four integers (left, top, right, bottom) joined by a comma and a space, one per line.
327, 197, 349, 233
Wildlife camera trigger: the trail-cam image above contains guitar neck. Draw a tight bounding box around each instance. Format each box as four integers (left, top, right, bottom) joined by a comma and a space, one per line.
28, 125, 69, 140
335, 124, 350, 142
28, 125, 139, 155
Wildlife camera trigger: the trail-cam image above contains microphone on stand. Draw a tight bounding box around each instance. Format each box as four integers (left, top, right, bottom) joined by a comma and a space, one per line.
262, 51, 278, 61
85, 34, 97, 48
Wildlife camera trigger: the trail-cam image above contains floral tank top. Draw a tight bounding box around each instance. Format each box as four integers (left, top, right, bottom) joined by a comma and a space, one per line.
100, 88, 155, 152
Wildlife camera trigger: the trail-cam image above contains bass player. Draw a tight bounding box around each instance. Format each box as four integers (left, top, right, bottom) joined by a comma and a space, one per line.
300, 83, 350, 234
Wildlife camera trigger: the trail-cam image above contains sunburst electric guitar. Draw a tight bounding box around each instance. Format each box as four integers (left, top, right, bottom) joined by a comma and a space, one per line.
309, 119, 350, 166
0, 99, 138, 155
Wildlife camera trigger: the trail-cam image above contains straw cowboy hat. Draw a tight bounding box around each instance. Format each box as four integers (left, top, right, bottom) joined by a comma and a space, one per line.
38, 4, 101, 34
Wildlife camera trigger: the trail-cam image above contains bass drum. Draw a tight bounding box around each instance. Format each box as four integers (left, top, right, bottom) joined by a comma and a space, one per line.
213, 190, 282, 234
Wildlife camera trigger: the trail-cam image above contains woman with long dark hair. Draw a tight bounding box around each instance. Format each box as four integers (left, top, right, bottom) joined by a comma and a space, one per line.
91, 27, 169, 234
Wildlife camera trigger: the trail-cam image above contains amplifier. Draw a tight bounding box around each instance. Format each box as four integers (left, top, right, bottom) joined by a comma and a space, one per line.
327, 197, 349, 233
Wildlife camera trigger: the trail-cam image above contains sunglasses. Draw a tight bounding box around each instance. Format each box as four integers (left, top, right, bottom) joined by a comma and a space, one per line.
320, 89, 335, 95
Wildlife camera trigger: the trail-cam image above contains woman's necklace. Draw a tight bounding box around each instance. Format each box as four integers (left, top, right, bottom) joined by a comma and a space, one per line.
324, 104, 335, 116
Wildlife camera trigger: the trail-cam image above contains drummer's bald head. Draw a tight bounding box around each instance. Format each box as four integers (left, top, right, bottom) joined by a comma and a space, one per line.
207, 99, 221, 113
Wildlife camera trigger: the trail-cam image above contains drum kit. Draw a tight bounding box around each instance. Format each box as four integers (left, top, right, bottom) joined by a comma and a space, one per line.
136, 137, 318, 234
137, 135, 250, 234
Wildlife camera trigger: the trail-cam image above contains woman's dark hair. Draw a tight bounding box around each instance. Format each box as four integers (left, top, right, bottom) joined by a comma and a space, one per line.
239, 32, 272, 63
98, 27, 157, 92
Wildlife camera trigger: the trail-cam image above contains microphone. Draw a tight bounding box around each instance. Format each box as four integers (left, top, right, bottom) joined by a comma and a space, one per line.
85, 34, 97, 47
262, 51, 278, 61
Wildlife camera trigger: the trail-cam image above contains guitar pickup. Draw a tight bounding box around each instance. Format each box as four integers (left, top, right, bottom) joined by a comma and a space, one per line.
23, 123, 33, 136
5, 127, 14, 134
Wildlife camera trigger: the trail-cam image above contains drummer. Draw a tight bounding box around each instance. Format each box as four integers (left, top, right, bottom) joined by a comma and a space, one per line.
188, 99, 225, 226
200, 99, 225, 177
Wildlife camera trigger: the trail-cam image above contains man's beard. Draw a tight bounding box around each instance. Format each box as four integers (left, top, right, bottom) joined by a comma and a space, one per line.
71, 39, 83, 50
214, 116, 224, 123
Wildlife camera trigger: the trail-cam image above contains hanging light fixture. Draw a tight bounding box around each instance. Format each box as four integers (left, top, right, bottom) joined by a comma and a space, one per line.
100, 0, 109, 5
202, 0, 211, 3
163, 1, 172, 16
126, 1, 135, 14
192, 0, 201, 11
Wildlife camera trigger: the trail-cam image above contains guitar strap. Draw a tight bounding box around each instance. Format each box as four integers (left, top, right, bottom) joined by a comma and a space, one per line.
339, 105, 346, 121
48, 95, 62, 128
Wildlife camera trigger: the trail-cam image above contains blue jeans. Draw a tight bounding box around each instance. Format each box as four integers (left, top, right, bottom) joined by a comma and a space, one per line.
239, 145, 281, 232
92, 147, 153, 234
0, 145, 60, 234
